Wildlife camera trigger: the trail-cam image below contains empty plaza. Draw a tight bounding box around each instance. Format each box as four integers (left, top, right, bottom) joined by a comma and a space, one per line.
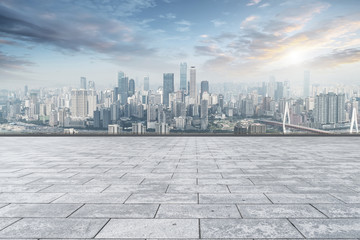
0, 136, 360, 239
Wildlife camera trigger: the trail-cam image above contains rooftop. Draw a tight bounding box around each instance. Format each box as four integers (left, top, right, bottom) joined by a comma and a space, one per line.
0, 136, 360, 239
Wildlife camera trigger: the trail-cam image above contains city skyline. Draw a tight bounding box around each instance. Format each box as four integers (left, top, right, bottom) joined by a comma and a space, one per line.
1, 0, 360, 89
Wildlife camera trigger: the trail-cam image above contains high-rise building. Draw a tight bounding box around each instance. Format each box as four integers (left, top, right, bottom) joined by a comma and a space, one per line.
113, 87, 119, 102
190, 66, 196, 99
80, 77, 87, 90
304, 70, 310, 97
200, 80, 209, 99
88, 81, 95, 90
200, 99, 208, 130
144, 76, 149, 91
70, 89, 87, 117
314, 92, 345, 125
93, 110, 101, 128
102, 108, 111, 129
163, 73, 174, 107
118, 72, 128, 104
128, 79, 135, 96
87, 89, 97, 118
180, 62, 187, 91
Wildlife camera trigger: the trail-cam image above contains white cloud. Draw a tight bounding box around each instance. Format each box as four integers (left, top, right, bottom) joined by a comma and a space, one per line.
159, 13, 176, 19
247, 0, 262, 6
259, 3, 270, 8
211, 19, 226, 27
241, 15, 258, 27
175, 20, 192, 26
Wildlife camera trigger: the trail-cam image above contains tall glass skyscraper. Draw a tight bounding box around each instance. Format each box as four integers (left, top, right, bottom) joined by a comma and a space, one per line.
180, 62, 187, 92
128, 79, 135, 96
200, 80, 209, 99
144, 76, 149, 91
118, 71, 128, 104
190, 66, 196, 99
163, 73, 174, 107
80, 77, 86, 89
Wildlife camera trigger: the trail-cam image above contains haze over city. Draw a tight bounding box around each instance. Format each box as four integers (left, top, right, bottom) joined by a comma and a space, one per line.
1, 0, 360, 89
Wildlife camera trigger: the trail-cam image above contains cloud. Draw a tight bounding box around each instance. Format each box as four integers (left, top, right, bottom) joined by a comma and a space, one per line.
159, 13, 176, 19
247, 0, 262, 6
211, 19, 226, 27
0, 51, 34, 70
175, 20, 191, 26
65, 0, 156, 18
259, 3, 270, 8
175, 19, 191, 32
0, 1, 156, 58
241, 15, 258, 27
307, 48, 360, 69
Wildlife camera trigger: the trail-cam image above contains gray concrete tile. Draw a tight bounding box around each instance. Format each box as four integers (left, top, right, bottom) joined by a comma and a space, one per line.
291, 219, 360, 238
331, 193, 360, 203
156, 204, 241, 218
0, 218, 108, 238
0, 218, 19, 230
53, 193, 130, 204
0, 193, 63, 203
0, 185, 50, 193
228, 185, 292, 194
96, 219, 199, 238
200, 219, 303, 238
126, 193, 197, 204
103, 184, 168, 193
70, 204, 158, 218
39, 185, 109, 193
0, 204, 81, 218
314, 204, 360, 218
200, 194, 271, 204
238, 204, 325, 218
266, 193, 342, 203
167, 185, 230, 193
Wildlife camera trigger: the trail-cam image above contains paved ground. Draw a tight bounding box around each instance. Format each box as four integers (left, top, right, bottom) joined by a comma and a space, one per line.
0, 136, 360, 239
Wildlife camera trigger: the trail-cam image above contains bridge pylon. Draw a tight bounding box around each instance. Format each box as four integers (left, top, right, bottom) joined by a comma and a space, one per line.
283, 102, 290, 134
350, 107, 359, 134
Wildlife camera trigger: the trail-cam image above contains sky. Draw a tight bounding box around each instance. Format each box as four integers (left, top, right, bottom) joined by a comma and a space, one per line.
0, 0, 360, 90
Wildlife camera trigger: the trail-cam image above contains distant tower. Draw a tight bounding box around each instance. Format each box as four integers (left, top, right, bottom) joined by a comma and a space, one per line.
350, 107, 359, 134
128, 79, 135, 96
190, 66, 196, 99
163, 73, 174, 107
24, 85, 28, 97
303, 70, 310, 97
180, 62, 187, 92
200, 80, 209, 99
71, 89, 87, 117
80, 77, 87, 89
144, 76, 149, 91
118, 71, 128, 104
283, 102, 290, 134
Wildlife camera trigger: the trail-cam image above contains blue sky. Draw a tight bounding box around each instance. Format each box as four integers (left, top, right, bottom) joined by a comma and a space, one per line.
1, 0, 360, 89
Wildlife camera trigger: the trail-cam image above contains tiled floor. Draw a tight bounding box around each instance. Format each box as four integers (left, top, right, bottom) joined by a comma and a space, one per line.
0, 136, 360, 239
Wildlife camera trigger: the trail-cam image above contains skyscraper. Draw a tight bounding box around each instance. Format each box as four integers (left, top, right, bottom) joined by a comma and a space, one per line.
163, 73, 174, 107
118, 71, 128, 104
70, 89, 87, 117
200, 80, 209, 99
128, 79, 135, 96
304, 70, 310, 97
180, 62, 187, 92
80, 77, 87, 89
190, 66, 196, 99
144, 76, 149, 91
314, 92, 345, 125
